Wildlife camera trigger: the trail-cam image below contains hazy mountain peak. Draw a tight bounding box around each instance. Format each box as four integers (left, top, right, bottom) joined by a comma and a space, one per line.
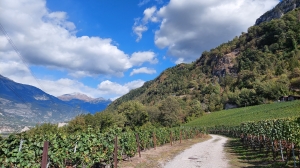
57, 92, 94, 102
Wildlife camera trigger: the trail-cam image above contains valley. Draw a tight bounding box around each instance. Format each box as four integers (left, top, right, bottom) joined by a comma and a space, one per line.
0, 75, 111, 133
1, 0, 300, 167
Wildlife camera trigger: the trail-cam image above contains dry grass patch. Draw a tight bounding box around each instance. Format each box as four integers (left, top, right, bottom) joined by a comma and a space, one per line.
118, 135, 211, 168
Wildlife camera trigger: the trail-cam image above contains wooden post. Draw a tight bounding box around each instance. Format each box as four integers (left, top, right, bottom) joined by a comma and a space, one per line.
170, 132, 172, 146
114, 136, 118, 168
41, 141, 49, 168
136, 134, 141, 157
153, 132, 156, 150
180, 130, 182, 144
291, 143, 296, 168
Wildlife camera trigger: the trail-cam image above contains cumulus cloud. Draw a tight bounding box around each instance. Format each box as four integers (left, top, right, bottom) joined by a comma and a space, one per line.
130, 67, 156, 76
130, 51, 158, 66
0, 0, 158, 78
133, 6, 158, 41
0, 67, 101, 98
143, 6, 158, 22
175, 58, 185, 64
153, 0, 278, 62
0, 59, 144, 99
97, 79, 145, 96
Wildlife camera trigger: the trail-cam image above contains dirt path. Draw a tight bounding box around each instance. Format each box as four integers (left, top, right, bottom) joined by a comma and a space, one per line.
163, 134, 229, 168
119, 135, 211, 168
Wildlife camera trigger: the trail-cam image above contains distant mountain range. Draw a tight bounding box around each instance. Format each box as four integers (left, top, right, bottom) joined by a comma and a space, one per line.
57, 93, 111, 114
0, 75, 111, 133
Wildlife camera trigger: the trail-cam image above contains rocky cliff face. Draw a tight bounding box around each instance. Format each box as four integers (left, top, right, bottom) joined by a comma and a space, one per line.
211, 50, 239, 78
255, 0, 300, 25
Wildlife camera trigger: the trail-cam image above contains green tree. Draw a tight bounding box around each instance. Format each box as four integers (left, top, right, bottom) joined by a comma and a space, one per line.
145, 106, 161, 124
117, 101, 149, 128
158, 97, 182, 127
67, 115, 86, 133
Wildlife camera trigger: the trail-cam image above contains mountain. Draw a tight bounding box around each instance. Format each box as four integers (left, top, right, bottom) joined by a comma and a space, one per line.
57, 93, 111, 114
108, 4, 300, 114
57, 92, 95, 102
0, 75, 88, 132
255, 0, 300, 25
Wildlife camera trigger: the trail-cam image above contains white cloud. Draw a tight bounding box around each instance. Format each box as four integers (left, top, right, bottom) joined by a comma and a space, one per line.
132, 22, 148, 42
153, 0, 279, 62
0, 67, 103, 98
0, 60, 144, 99
133, 6, 158, 41
37, 78, 101, 98
68, 71, 92, 78
97, 79, 145, 96
0, 0, 156, 78
130, 51, 158, 66
130, 67, 156, 76
138, 0, 151, 7
125, 80, 145, 90
175, 58, 185, 64
143, 6, 157, 22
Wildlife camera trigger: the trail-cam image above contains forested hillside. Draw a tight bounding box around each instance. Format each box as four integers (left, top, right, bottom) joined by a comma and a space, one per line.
107, 8, 300, 117
65, 7, 300, 129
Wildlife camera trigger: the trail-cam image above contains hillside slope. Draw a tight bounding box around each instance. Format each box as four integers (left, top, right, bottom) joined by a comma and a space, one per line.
108, 7, 300, 114
185, 100, 300, 127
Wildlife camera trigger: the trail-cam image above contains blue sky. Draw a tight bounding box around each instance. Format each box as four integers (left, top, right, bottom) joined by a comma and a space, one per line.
0, 0, 279, 100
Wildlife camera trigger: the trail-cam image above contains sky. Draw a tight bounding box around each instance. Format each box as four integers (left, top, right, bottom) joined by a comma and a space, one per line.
0, 0, 280, 100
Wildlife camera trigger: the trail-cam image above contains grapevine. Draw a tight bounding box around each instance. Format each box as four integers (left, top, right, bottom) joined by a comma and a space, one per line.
0, 126, 206, 167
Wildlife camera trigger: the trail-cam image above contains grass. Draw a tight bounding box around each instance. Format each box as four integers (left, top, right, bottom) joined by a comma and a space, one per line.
185, 100, 300, 127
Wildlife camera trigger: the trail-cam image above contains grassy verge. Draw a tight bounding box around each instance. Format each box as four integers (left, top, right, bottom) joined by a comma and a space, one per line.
185, 100, 300, 127
118, 135, 211, 168
225, 138, 298, 168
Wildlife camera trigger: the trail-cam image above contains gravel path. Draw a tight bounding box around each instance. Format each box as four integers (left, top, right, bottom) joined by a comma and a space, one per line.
164, 134, 229, 168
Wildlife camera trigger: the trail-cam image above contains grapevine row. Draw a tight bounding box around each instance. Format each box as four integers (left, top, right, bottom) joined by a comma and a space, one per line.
0, 126, 206, 167
208, 118, 300, 166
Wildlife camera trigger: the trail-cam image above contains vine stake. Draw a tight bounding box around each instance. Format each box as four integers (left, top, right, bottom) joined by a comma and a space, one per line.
180, 130, 182, 144
41, 141, 49, 168
170, 132, 172, 146
136, 134, 141, 157
153, 132, 156, 150
114, 136, 118, 168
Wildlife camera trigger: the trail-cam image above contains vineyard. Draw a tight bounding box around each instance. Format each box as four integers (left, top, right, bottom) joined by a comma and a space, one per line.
0, 126, 205, 167
1, 102, 300, 167
209, 118, 300, 167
